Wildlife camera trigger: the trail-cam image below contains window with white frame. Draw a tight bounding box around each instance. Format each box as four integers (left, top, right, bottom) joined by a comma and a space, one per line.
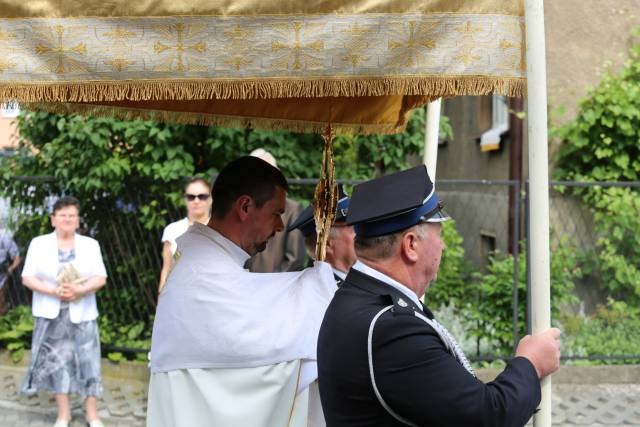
1, 104, 20, 118
479, 95, 509, 152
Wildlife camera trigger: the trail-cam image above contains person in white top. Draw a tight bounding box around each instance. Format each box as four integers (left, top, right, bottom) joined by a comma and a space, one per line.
147, 156, 337, 427
158, 177, 212, 293
21, 196, 108, 427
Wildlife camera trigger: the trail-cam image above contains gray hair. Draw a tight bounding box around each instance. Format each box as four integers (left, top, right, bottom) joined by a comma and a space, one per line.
354, 223, 427, 260
303, 226, 341, 260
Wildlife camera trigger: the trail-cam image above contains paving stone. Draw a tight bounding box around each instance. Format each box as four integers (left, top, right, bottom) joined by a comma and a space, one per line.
554, 384, 640, 426
2, 363, 640, 426
0, 364, 146, 427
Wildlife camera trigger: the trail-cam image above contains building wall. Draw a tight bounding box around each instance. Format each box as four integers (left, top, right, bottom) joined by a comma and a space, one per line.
434, 1, 638, 267
437, 97, 513, 182
545, 0, 640, 128
438, 0, 640, 181
0, 116, 19, 150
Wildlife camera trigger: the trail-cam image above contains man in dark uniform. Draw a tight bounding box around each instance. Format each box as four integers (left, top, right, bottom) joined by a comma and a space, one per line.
317, 165, 561, 427
290, 187, 356, 286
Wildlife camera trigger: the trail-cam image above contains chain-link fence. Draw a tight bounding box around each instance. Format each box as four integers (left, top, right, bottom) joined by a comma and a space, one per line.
1, 177, 639, 363
544, 181, 640, 364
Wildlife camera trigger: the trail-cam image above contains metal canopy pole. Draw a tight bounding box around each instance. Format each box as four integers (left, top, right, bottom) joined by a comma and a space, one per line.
524, 0, 552, 426
423, 98, 442, 180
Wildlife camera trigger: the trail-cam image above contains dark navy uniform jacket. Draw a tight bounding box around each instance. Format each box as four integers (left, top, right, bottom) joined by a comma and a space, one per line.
317, 268, 541, 427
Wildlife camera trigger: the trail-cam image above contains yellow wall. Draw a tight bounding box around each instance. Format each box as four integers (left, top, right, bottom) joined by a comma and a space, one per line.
546, 0, 640, 126
0, 116, 19, 150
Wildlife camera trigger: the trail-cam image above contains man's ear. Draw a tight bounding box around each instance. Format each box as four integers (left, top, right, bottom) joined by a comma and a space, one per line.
325, 237, 335, 256
235, 195, 253, 221
401, 231, 420, 263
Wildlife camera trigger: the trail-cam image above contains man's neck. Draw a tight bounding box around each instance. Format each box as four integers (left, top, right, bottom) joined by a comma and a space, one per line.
207, 218, 243, 250
357, 257, 423, 299
327, 256, 350, 274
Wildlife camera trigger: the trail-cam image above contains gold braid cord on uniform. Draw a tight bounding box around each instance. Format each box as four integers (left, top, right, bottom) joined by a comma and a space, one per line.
314, 124, 337, 262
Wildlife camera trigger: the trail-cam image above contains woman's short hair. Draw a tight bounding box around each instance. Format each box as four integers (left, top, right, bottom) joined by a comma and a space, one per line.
52, 196, 81, 214
183, 177, 211, 194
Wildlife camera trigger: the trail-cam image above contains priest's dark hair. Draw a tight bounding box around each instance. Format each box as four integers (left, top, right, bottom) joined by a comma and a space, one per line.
211, 156, 288, 219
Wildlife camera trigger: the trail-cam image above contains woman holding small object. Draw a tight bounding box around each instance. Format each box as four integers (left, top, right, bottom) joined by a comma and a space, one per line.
21, 196, 107, 427
157, 177, 212, 293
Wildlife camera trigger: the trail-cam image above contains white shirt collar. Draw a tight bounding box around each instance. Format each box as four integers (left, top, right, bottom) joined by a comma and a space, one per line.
190, 223, 250, 267
351, 260, 422, 308
332, 267, 347, 280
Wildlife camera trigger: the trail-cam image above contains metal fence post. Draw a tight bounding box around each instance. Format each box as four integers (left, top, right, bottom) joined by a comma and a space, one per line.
512, 180, 522, 351
524, 180, 532, 335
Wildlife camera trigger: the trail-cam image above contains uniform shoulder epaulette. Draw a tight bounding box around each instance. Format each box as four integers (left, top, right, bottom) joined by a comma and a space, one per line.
390, 295, 416, 315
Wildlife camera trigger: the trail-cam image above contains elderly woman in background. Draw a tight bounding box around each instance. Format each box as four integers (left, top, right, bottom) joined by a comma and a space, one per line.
157, 177, 212, 293
21, 196, 107, 427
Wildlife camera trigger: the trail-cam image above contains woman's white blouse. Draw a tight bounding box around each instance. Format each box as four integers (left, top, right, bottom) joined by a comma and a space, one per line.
161, 217, 189, 255
22, 232, 107, 323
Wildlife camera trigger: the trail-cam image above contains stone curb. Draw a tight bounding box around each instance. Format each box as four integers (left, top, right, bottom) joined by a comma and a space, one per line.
476, 364, 640, 384
2, 350, 638, 385
0, 351, 150, 383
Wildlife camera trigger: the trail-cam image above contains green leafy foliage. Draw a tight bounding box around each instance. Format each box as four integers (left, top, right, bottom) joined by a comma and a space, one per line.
431, 238, 581, 357
554, 40, 640, 182
0, 305, 151, 363
4, 107, 452, 230
560, 299, 640, 364
554, 38, 640, 306
0, 105, 454, 361
0, 305, 33, 363
98, 316, 151, 362
476, 240, 580, 355
331, 108, 454, 179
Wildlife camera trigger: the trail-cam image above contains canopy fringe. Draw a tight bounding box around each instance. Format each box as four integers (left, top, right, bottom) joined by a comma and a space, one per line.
2, 76, 526, 103
314, 124, 337, 262
26, 102, 409, 135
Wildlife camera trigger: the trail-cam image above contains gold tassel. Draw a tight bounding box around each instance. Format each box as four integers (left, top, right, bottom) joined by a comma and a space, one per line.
1, 76, 527, 103
313, 124, 337, 262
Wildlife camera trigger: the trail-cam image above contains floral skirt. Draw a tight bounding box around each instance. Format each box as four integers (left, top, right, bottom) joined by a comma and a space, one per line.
21, 307, 103, 398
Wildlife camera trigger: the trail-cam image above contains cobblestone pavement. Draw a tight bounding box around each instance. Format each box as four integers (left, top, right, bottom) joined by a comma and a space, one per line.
1, 365, 639, 426
552, 384, 640, 426
0, 365, 145, 427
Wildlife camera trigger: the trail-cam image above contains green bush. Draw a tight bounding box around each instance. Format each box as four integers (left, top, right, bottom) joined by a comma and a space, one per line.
435, 239, 580, 357
0, 305, 150, 363
469, 239, 580, 356
0, 305, 33, 363
554, 36, 640, 306
560, 299, 640, 364
554, 37, 640, 182
98, 315, 151, 362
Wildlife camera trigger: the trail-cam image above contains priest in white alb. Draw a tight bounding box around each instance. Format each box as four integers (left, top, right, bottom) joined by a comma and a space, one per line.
147, 157, 336, 427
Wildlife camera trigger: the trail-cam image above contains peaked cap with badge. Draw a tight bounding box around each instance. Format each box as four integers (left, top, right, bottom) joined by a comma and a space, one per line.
346, 164, 448, 238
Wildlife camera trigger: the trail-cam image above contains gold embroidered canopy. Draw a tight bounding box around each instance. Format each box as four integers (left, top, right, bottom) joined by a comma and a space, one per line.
0, 0, 525, 134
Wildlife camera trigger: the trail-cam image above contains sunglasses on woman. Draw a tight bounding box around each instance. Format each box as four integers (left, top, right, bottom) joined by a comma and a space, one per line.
185, 193, 210, 201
